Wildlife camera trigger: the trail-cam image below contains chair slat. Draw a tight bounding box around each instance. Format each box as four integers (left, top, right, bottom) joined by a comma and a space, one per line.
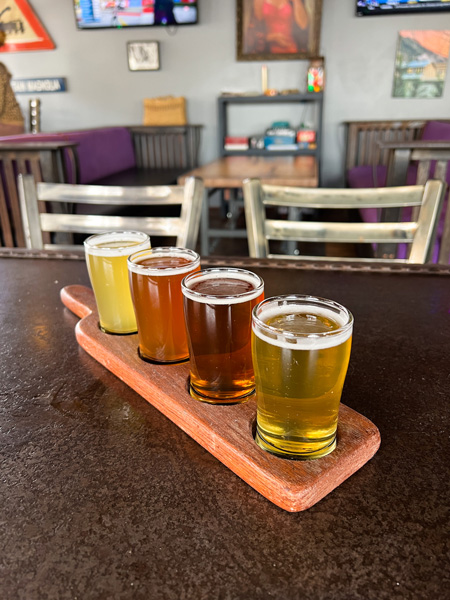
265, 220, 417, 244
40, 214, 182, 236
37, 182, 184, 204
262, 185, 423, 208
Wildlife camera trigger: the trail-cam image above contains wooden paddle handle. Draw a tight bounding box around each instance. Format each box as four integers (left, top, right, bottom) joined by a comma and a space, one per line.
60, 285, 96, 319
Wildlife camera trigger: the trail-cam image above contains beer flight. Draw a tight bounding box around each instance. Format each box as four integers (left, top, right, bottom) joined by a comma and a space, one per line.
84, 231, 353, 461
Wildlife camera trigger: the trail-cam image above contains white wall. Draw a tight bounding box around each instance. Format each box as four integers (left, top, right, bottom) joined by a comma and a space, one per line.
3, 0, 450, 185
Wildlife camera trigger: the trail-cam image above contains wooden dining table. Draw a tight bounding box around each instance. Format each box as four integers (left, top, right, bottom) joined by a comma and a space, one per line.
1, 248, 448, 599
178, 155, 319, 255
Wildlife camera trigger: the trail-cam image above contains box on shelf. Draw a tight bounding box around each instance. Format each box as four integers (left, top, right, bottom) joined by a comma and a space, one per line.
297, 128, 316, 149
264, 121, 296, 149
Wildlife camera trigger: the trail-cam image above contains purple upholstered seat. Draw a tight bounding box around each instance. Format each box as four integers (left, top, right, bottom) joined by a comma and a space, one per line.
347, 120, 450, 261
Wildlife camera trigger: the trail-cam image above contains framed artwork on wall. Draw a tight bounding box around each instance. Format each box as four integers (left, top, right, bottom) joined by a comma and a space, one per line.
127, 41, 160, 71
236, 0, 323, 61
392, 31, 450, 99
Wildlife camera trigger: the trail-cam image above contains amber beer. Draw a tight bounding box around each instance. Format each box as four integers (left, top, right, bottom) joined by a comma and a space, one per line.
128, 247, 200, 363
84, 231, 150, 334
252, 295, 353, 460
182, 268, 264, 403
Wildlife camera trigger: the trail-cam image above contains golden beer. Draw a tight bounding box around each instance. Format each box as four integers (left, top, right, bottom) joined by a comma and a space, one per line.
252, 296, 353, 459
182, 268, 264, 404
128, 247, 200, 363
84, 231, 150, 334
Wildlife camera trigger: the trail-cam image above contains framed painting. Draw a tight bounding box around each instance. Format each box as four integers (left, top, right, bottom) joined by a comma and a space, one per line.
236, 0, 323, 61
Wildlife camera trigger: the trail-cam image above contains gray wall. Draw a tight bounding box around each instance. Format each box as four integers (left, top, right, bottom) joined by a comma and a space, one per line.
4, 0, 450, 185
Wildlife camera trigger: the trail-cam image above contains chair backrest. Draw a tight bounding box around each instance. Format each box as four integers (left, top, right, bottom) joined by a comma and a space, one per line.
242, 179, 445, 264
0, 142, 79, 248
344, 120, 426, 172
382, 141, 450, 264
18, 174, 204, 251
130, 125, 203, 171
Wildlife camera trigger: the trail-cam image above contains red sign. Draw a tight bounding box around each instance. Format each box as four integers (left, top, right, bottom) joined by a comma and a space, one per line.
0, 0, 55, 53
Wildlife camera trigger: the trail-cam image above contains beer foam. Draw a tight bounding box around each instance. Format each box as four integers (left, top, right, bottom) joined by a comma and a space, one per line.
182, 270, 264, 305
128, 250, 199, 276
84, 231, 149, 257
253, 304, 352, 350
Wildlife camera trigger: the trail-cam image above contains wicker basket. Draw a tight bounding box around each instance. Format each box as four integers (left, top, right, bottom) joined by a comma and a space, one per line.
143, 96, 187, 126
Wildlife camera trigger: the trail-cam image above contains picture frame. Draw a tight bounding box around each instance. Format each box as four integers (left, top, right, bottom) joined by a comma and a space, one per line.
236, 0, 323, 61
127, 41, 160, 71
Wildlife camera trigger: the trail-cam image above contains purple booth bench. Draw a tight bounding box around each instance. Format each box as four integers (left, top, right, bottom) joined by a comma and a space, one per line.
345, 119, 450, 263
0, 125, 202, 186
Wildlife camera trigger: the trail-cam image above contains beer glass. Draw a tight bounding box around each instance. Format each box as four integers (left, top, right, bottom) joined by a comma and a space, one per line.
84, 231, 150, 334
182, 268, 264, 404
252, 295, 353, 460
128, 247, 200, 363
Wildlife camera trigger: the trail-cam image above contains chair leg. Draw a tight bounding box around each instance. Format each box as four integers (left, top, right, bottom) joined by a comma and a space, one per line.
438, 200, 450, 264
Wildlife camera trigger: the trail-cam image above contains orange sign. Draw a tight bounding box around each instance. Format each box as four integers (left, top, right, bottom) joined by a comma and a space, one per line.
0, 0, 55, 52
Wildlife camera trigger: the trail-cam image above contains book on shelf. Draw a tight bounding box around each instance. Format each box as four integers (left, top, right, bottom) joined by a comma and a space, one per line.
266, 144, 299, 151
224, 136, 249, 151
265, 128, 296, 138
224, 136, 249, 144
264, 134, 296, 147
224, 144, 249, 150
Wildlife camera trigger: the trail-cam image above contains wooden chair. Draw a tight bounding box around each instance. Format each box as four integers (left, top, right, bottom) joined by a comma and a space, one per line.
380, 141, 450, 264
0, 142, 79, 247
242, 179, 445, 264
18, 174, 204, 251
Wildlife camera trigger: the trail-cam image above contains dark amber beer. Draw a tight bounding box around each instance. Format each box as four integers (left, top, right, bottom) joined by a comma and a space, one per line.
182, 268, 264, 403
252, 295, 353, 460
128, 247, 200, 363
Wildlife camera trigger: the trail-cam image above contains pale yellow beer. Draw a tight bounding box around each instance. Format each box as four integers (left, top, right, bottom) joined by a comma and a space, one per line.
252, 295, 353, 460
84, 231, 150, 334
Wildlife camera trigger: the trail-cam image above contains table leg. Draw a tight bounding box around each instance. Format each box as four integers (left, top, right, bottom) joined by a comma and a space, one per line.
200, 189, 210, 256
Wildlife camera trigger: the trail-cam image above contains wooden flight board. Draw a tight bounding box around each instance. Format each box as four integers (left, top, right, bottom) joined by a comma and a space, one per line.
61, 285, 381, 513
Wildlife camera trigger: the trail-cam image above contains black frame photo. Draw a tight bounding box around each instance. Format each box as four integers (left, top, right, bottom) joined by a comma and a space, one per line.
127, 41, 160, 71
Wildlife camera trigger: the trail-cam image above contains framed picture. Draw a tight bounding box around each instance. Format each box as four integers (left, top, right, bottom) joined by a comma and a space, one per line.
392, 31, 450, 99
236, 0, 323, 61
127, 41, 160, 71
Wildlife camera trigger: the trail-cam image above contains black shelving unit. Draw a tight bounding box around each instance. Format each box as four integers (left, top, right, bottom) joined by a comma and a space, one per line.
218, 93, 323, 173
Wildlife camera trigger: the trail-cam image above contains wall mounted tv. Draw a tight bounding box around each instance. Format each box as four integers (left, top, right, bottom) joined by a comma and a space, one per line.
74, 1, 198, 29
357, 1, 450, 16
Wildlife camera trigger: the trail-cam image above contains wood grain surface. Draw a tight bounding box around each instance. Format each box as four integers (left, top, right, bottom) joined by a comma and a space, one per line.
177, 156, 318, 188
61, 284, 381, 512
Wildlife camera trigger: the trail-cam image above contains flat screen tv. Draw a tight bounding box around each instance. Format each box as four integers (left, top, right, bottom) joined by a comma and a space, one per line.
74, 0, 198, 29
357, 1, 450, 16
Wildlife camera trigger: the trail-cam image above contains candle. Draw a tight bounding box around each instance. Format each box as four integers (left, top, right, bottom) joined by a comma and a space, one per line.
261, 65, 268, 94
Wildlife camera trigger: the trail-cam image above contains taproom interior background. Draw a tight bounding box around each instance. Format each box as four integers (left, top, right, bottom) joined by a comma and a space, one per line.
4, 0, 450, 186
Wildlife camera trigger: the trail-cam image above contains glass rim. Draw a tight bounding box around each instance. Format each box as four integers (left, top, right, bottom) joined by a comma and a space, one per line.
252, 294, 354, 341
127, 246, 200, 276
181, 267, 264, 303
83, 231, 150, 256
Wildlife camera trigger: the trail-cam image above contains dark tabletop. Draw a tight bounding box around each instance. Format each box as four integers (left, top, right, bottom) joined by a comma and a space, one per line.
1, 250, 449, 600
